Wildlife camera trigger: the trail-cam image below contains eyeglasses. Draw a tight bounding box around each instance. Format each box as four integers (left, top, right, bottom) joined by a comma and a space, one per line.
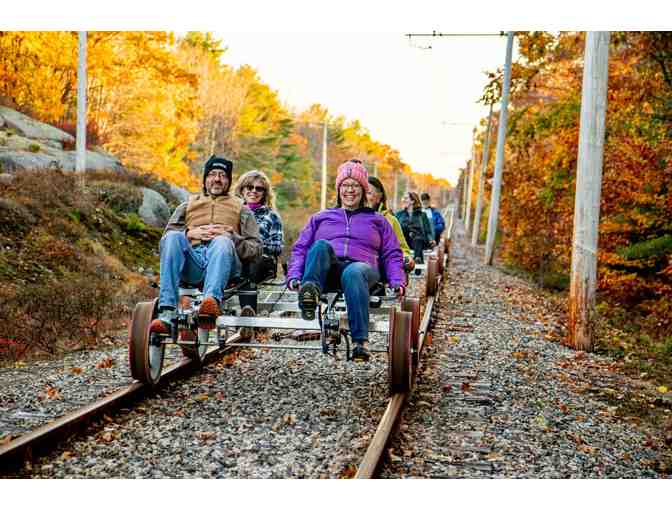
340, 184, 361, 191
207, 171, 228, 180
244, 184, 266, 193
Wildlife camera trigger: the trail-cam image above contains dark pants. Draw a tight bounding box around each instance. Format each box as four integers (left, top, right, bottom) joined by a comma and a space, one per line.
302, 240, 379, 341
238, 254, 277, 312
411, 236, 424, 262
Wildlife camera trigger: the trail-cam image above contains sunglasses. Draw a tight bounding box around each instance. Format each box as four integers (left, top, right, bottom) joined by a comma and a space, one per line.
244, 184, 266, 193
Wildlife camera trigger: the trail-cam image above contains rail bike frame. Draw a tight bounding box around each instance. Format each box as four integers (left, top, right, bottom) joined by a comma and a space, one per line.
128, 239, 447, 394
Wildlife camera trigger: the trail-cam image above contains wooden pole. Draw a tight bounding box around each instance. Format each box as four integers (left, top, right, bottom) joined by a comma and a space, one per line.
320, 120, 327, 210
393, 168, 399, 211
76, 31, 87, 176
484, 31, 514, 265
465, 129, 476, 234
568, 32, 610, 352
472, 103, 494, 246
460, 169, 467, 219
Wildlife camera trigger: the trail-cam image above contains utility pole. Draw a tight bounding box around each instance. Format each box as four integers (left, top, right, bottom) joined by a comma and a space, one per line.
569, 32, 610, 352
460, 169, 468, 219
320, 120, 328, 210
472, 103, 494, 246
373, 162, 378, 178
465, 128, 476, 234
393, 168, 399, 211
484, 31, 514, 265
76, 31, 87, 176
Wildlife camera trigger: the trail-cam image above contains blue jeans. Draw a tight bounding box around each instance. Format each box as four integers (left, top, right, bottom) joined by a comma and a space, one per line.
158, 231, 241, 309
302, 240, 379, 341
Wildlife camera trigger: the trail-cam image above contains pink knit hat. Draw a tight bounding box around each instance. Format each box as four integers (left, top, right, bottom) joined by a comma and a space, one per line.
336, 160, 369, 193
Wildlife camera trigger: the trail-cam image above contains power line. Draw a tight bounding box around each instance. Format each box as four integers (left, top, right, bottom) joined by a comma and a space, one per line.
405, 31, 505, 38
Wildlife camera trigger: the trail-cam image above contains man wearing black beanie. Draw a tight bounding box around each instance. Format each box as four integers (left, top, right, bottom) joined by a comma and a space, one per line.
150, 155, 262, 334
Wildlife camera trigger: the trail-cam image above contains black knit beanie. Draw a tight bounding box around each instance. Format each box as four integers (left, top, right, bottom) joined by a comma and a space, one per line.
203, 155, 233, 194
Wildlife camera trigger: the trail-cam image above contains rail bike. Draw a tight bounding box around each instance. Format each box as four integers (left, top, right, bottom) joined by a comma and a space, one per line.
128, 239, 447, 395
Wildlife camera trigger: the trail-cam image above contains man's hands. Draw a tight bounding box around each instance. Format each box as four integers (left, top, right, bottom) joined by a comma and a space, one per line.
187, 224, 233, 242
392, 285, 405, 297
288, 279, 300, 291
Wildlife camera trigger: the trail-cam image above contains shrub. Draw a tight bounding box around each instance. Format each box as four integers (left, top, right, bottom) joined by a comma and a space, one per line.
124, 213, 146, 233
0, 263, 122, 359
90, 180, 143, 214
27, 143, 40, 153
0, 197, 35, 236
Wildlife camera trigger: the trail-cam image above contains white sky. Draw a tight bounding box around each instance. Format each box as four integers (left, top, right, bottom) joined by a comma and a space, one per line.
219, 32, 516, 186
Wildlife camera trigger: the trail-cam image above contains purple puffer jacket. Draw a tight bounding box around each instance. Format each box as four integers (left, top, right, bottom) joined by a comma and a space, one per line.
287, 207, 405, 287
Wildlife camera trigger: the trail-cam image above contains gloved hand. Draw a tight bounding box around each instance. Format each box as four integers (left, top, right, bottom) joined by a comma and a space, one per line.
392, 285, 405, 297
288, 279, 300, 291
403, 256, 416, 272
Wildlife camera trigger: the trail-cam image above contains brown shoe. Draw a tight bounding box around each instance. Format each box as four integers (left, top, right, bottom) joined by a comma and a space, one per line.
198, 296, 221, 330
238, 305, 255, 342
149, 319, 171, 335
149, 308, 175, 335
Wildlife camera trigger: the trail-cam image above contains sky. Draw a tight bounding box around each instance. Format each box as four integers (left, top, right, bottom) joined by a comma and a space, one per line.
218, 32, 517, 186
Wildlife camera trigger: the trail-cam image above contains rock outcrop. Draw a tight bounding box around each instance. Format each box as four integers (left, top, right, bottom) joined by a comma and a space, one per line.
0, 106, 124, 173
138, 187, 171, 228
0, 106, 193, 229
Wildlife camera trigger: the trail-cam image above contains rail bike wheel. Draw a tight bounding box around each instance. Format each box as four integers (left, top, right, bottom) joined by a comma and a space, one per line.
180, 327, 209, 365
402, 297, 421, 366
425, 256, 438, 297
444, 238, 451, 266
128, 299, 165, 385
437, 242, 445, 274
388, 308, 412, 394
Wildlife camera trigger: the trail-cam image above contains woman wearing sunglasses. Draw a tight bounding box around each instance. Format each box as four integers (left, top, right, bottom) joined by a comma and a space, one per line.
233, 170, 285, 338
286, 160, 405, 362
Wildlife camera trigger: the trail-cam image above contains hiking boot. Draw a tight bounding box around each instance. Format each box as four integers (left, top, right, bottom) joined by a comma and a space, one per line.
351, 340, 371, 362
198, 296, 221, 330
238, 305, 255, 342
298, 282, 321, 321
149, 307, 176, 335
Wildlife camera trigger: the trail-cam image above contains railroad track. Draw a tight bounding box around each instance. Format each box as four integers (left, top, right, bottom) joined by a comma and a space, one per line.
1, 210, 455, 478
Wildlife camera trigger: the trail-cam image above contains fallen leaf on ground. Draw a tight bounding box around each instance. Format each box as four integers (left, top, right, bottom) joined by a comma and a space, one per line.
45, 386, 61, 399
96, 357, 114, 369
69, 367, 82, 375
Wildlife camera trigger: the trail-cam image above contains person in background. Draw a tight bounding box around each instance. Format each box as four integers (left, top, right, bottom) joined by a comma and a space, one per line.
287, 160, 405, 362
150, 155, 261, 335
421, 192, 445, 244
233, 169, 284, 340
366, 175, 415, 275
395, 191, 435, 264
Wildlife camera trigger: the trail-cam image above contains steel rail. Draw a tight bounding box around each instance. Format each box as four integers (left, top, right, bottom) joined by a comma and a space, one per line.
0, 334, 240, 473
354, 209, 453, 479
354, 279, 440, 478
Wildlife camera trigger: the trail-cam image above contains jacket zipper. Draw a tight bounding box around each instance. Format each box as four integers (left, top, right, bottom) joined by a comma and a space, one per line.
342, 209, 351, 259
